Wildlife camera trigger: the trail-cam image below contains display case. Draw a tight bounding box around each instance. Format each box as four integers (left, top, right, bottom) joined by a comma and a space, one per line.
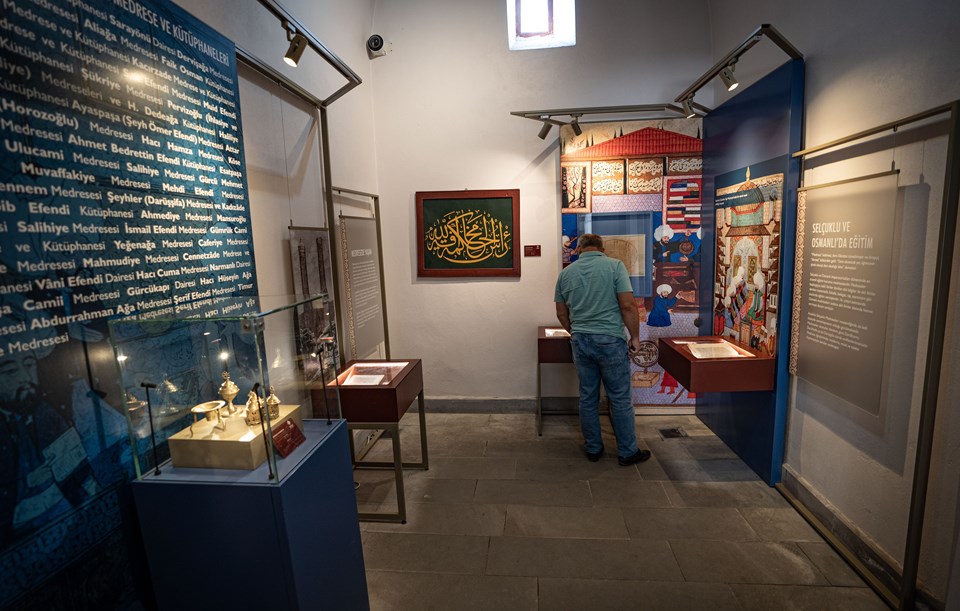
536, 326, 577, 435
332, 360, 423, 423
538, 326, 573, 363
658, 336, 775, 393
328, 359, 427, 523
109, 294, 341, 481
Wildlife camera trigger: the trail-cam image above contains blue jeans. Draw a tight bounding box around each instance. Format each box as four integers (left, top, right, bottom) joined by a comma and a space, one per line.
570, 333, 638, 458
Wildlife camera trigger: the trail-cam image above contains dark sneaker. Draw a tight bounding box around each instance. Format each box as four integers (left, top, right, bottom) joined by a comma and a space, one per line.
585, 447, 604, 462
618, 449, 651, 466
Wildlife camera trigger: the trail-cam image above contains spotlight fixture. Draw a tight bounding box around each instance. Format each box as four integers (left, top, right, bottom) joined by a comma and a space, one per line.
538, 122, 552, 140
571, 115, 583, 136
682, 97, 696, 119
719, 62, 739, 91
284, 32, 308, 67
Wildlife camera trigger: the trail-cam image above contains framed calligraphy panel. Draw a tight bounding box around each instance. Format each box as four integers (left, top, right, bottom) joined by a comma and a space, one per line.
416, 189, 521, 277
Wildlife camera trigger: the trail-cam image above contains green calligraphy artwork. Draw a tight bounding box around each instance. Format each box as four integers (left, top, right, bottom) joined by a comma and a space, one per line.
425, 209, 512, 265
420, 197, 515, 270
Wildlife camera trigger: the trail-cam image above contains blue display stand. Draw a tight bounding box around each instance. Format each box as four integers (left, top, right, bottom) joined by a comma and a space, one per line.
699, 59, 805, 485
132, 419, 368, 610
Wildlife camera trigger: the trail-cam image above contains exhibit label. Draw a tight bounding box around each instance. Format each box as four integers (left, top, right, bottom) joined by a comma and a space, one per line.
793, 172, 898, 413
339, 216, 385, 360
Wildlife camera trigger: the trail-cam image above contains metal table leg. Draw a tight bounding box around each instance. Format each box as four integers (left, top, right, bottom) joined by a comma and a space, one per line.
536, 362, 543, 436
354, 422, 407, 524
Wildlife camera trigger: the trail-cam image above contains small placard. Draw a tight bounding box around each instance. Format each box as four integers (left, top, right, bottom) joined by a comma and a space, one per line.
524, 245, 541, 257
272, 419, 306, 458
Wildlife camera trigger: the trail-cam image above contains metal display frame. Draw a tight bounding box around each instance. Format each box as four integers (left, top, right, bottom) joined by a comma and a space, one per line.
783, 101, 960, 611
334, 187, 391, 361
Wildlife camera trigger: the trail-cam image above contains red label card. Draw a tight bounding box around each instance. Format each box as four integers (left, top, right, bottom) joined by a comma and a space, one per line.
272, 419, 306, 458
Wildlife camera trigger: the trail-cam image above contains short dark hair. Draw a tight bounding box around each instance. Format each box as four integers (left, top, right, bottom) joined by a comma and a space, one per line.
578, 233, 604, 249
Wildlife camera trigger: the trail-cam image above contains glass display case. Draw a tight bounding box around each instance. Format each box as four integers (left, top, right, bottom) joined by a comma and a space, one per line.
338, 361, 410, 386
330, 359, 423, 423
108, 294, 340, 481
658, 336, 775, 393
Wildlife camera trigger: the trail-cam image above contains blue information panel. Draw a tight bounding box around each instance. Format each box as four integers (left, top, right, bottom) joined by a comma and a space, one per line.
0, 0, 257, 604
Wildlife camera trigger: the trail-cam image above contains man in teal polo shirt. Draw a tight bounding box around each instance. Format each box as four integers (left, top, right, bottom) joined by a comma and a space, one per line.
555, 234, 650, 465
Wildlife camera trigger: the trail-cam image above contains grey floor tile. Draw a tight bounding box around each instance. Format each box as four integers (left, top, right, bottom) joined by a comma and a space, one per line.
504, 505, 629, 539
363, 502, 506, 536
645, 437, 696, 460
484, 438, 583, 458
698, 459, 765, 481
657, 459, 713, 481
474, 479, 591, 506
623, 506, 758, 540
354, 470, 402, 508
671, 540, 829, 585
797, 541, 869, 587
589, 479, 672, 508
488, 413, 538, 429
515, 457, 642, 482
739, 507, 822, 542
356, 412, 862, 610
361, 532, 489, 574
356, 471, 477, 509
538, 578, 744, 611
364, 433, 486, 460
486, 536, 682, 581
656, 458, 761, 482
634, 455, 672, 481
419, 413, 492, 428
424, 456, 517, 480
366, 569, 537, 611
537, 417, 583, 439
683, 437, 741, 460
662, 481, 788, 508
730, 583, 888, 610
405, 476, 478, 504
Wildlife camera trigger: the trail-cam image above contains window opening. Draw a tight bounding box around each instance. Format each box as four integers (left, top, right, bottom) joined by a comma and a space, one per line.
517, 0, 553, 37
507, 0, 575, 51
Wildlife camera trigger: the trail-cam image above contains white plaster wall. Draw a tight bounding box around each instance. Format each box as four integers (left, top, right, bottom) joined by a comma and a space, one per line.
175, 0, 378, 188
367, 0, 712, 399
706, 0, 960, 599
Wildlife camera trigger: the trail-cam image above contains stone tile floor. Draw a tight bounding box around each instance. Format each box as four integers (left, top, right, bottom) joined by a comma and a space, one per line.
354, 412, 887, 610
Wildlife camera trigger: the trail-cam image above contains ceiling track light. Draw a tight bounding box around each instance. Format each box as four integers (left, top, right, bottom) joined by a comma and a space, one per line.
538, 121, 552, 139
682, 97, 696, 119
570, 115, 583, 136
283, 24, 308, 67
719, 62, 739, 92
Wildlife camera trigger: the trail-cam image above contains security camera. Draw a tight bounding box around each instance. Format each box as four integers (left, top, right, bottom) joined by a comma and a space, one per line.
366, 34, 391, 58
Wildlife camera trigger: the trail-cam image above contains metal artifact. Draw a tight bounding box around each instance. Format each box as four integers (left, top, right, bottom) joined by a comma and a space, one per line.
244, 390, 261, 426
266, 386, 281, 420
219, 370, 240, 411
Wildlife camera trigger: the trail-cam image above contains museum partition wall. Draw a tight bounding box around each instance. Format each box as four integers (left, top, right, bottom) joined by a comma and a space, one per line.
697, 59, 804, 485
0, 0, 368, 607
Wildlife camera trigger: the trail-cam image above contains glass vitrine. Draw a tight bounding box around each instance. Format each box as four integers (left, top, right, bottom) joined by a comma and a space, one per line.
108, 294, 340, 481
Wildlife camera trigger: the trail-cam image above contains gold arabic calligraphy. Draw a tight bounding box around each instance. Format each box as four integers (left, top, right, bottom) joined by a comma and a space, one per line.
425, 210, 512, 264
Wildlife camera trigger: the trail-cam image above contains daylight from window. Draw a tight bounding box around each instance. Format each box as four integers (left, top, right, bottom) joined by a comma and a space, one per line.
507, 0, 575, 50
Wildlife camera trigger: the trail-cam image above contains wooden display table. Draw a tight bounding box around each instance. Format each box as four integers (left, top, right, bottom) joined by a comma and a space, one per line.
658, 336, 775, 393
331, 359, 427, 523
536, 326, 576, 435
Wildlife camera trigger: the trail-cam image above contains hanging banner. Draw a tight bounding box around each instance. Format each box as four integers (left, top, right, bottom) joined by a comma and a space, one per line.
791, 172, 899, 414
0, 0, 254, 604
339, 216, 385, 360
